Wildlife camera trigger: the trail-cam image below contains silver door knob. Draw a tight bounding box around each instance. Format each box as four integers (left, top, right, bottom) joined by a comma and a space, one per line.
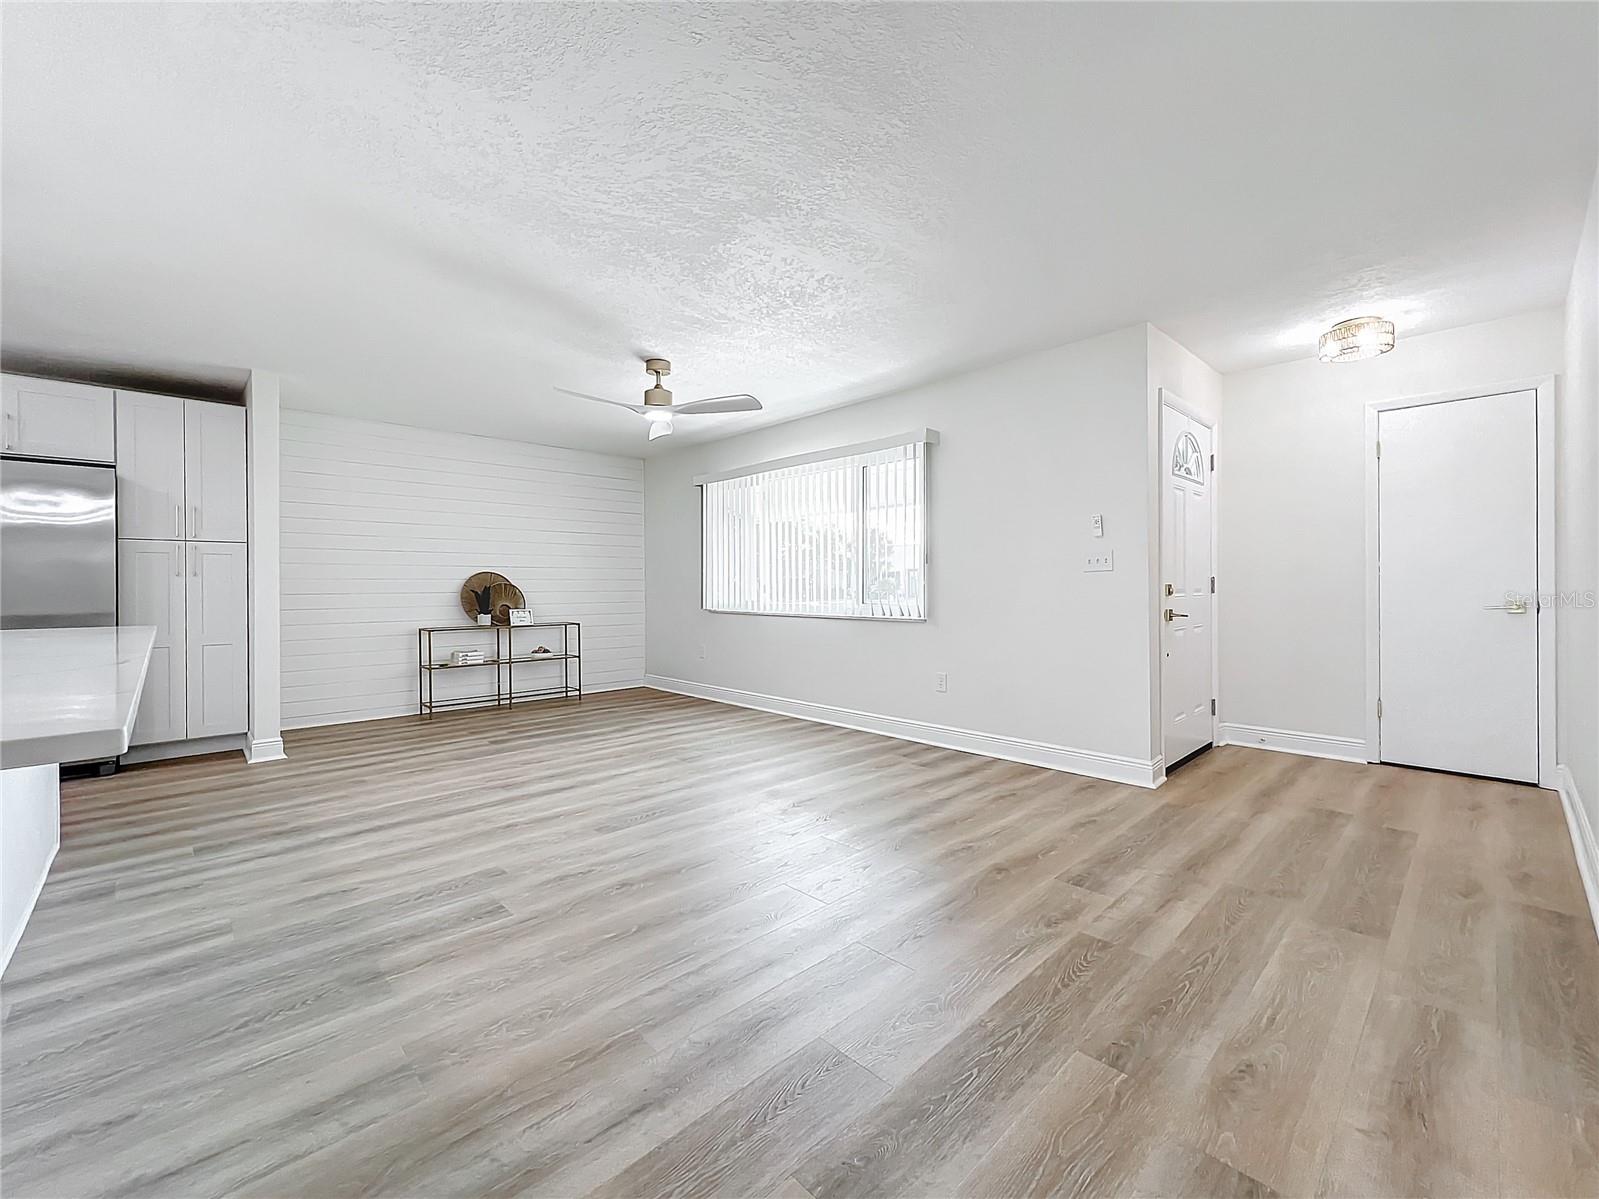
1164, 609, 1189, 622
1482, 600, 1529, 613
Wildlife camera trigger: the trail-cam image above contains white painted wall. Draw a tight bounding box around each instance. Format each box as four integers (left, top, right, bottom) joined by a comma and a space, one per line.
0, 764, 58, 974
279, 411, 644, 728
1219, 309, 1566, 743
645, 324, 1166, 777
1559, 163, 1599, 851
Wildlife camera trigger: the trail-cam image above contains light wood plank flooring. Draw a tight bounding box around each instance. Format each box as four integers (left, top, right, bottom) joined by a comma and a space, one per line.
3, 688, 1596, 1197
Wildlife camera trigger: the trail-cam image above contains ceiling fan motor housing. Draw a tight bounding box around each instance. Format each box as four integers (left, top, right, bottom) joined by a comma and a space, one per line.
643, 357, 673, 405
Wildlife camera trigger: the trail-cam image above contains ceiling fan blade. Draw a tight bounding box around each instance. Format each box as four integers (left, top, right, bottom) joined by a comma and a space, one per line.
673, 394, 763, 414
647, 417, 674, 441
554, 387, 649, 414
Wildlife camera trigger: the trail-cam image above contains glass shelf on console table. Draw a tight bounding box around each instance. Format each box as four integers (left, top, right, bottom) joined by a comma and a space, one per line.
416, 622, 581, 716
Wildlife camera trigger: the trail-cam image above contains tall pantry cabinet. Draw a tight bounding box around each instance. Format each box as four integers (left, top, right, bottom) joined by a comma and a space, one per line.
116, 393, 248, 746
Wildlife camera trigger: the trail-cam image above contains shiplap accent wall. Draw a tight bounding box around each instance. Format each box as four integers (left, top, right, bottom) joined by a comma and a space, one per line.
280, 410, 644, 728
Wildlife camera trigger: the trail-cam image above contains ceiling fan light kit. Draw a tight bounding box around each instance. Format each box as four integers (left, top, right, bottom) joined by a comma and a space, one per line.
556, 357, 763, 441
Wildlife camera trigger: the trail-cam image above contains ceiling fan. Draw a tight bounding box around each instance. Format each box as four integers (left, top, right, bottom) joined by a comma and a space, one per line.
556, 358, 762, 441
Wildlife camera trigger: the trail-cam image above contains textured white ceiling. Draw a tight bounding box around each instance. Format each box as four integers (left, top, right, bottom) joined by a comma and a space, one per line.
3, 3, 1595, 456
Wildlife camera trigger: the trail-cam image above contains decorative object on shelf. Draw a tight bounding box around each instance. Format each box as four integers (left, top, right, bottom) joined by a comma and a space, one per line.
461, 573, 500, 622
490, 581, 526, 623
508, 607, 535, 625
1318, 315, 1395, 363
459, 571, 526, 625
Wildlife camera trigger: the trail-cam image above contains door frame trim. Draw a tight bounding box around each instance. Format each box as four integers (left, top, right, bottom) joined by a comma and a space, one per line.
1363, 375, 1556, 785
1158, 388, 1220, 769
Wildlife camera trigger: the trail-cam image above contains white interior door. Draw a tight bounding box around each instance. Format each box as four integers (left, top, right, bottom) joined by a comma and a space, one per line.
1377, 390, 1538, 782
118, 539, 187, 745
1160, 403, 1214, 767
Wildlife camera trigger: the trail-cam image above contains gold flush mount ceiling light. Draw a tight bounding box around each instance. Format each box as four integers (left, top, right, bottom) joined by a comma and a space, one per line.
1318, 315, 1396, 363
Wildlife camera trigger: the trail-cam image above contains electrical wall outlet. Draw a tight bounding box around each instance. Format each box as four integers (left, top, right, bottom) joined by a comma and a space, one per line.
934, 671, 948, 693
1085, 552, 1114, 572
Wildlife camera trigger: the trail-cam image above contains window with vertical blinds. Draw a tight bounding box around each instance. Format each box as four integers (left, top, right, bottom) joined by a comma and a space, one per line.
700, 436, 930, 620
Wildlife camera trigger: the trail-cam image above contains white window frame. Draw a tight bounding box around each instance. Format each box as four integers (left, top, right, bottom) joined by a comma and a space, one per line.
695, 429, 938, 622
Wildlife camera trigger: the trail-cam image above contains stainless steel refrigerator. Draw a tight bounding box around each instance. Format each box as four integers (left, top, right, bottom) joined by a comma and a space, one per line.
0, 457, 117, 628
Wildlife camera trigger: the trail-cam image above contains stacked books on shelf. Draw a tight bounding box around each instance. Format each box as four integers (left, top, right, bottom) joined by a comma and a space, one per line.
449, 648, 488, 667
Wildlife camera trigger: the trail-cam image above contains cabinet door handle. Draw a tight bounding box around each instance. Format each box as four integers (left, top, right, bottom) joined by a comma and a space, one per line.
190, 505, 199, 539
191, 546, 198, 577
3, 409, 14, 450
174, 546, 181, 578
176, 502, 183, 537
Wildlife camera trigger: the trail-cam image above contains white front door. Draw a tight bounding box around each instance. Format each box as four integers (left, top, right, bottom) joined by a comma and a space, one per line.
1161, 402, 1214, 768
1377, 389, 1538, 782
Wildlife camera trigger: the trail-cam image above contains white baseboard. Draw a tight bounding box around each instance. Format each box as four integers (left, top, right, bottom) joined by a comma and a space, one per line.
643, 675, 1162, 788
280, 679, 649, 732
1555, 764, 1599, 944
1217, 722, 1367, 763
244, 737, 288, 764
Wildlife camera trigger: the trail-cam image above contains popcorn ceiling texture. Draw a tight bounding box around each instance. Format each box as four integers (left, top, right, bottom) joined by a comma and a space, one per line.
2, 3, 1594, 454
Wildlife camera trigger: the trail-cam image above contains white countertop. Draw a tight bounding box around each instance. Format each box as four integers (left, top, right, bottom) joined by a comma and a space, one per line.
0, 626, 156, 769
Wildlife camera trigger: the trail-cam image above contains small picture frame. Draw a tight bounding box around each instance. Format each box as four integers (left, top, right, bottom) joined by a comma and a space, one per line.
508, 607, 535, 626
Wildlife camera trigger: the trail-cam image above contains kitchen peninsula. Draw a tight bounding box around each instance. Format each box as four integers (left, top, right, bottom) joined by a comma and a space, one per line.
0, 625, 155, 970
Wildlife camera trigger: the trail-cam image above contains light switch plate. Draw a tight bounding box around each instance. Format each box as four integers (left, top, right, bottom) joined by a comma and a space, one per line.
1085, 552, 1114, 572
1090, 513, 1104, 538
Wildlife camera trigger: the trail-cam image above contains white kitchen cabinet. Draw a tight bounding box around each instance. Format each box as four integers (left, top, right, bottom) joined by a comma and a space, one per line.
185, 541, 248, 738
116, 538, 248, 746
115, 393, 187, 539
117, 540, 187, 745
1, 374, 116, 464
112, 392, 246, 542
184, 401, 246, 542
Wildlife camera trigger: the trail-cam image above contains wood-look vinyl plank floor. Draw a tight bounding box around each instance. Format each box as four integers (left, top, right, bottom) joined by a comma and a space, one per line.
2, 688, 1596, 1197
